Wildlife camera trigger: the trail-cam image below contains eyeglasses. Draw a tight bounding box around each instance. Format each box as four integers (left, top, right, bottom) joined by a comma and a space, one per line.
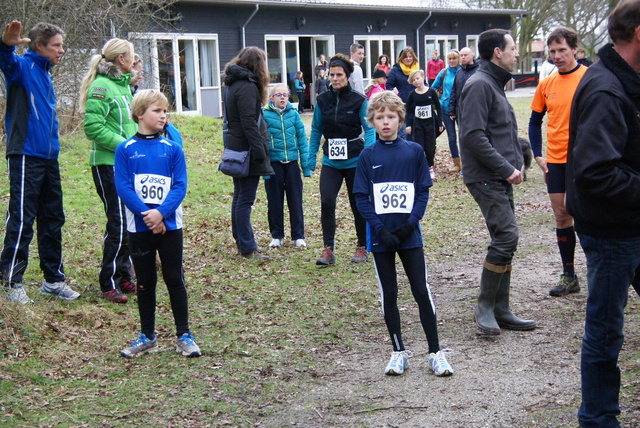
272, 93, 289, 98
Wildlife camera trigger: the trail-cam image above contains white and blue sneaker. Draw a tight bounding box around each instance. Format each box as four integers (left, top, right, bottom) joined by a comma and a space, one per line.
269, 238, 282, 248
176, 332, 201, 357
40, 281, 80, 300
6, 284, 33, 304
120, 332, 158, 358
428, 350, 454, 376
385, 350, 412, 376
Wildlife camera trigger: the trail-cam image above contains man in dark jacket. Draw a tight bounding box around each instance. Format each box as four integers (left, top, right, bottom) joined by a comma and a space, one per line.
449, 47, 479, 121
566, 1, 640, 425
459, 29, 536, 336
0, 21, 80, 303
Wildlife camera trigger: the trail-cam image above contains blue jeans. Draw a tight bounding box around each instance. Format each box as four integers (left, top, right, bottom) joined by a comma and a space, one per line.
231, 175, 260, 254
442, 114, 459, 159
577, 233, 640, 428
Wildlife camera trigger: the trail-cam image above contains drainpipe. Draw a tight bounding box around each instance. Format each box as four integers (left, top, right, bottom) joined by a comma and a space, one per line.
416, 12, 432, 64
242, 4, 260, 48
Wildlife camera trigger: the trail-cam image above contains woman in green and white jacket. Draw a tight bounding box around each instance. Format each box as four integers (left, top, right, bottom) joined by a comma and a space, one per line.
262, 84, 310, 249
79, 38, 137, 304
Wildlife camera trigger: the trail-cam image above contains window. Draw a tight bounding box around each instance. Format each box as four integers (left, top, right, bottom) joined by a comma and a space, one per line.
265, 36, 299, 87
354, 36, 406, 79
130, 32, 221, 116
466, 36, 479, 58
425, 36, 459, 65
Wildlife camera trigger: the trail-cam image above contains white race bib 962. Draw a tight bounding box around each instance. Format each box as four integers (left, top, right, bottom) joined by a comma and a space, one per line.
134, 173, 171, 205
415, 105, 432, 119
328, 138, 348, 160
373, 182, 415, 214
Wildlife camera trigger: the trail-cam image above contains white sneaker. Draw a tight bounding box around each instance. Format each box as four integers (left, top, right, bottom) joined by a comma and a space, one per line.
6, 284, 33, 304
385, 350, 412, 376
428, 350, 454, 376
40, 281, 80, 300
429, 166, 435, 180
294, 239, 307, 248
269, 238, 282, 248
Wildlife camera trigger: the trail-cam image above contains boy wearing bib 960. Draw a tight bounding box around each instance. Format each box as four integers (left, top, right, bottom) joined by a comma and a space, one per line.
354, 91, 453, 377
114, 89, 200, 359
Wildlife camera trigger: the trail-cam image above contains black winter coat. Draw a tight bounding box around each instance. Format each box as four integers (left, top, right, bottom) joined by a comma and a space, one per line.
223, 65, 274, 176
566, 43, 640, 238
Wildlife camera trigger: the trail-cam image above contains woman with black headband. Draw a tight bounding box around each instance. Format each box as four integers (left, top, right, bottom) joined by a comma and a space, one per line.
307, 53, 375, 266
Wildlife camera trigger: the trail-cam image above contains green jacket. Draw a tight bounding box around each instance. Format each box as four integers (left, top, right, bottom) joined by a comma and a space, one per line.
84, 64, 137, 166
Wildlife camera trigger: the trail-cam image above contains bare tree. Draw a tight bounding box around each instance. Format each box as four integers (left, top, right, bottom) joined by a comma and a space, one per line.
552, 0, 613, 57
0, 0, 179, 134
463, 0, 557, 73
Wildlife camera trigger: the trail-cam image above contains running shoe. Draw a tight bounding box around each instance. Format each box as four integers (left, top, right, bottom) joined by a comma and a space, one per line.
102, 289, 128, 304
269, 238, 282, 248
6, 284, 32, 304
120, 332, 158, 358
40, 281, 80, 300
549, 274, 580, 297
176, 332, 201, 357
385, 350, 411, 376
428, 350, 454, 376
294, 239, 307, 248
119, 278, 137, 294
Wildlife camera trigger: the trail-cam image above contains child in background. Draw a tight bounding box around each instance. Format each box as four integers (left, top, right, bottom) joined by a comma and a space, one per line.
316, 69, 329, 96
405, 69, 443, 180
263, 84, 310, 248
353, 91, 453, 377
114, 89, 200, 358
365, 69, 388, 99
294, 71, 306, 113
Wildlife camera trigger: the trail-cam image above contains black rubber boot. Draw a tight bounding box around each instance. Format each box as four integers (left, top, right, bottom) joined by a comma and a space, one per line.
474, 263, 504, 335
494, 265, 536, 331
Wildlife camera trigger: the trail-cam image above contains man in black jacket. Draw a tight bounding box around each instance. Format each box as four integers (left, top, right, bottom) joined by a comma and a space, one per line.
448, 47, 479, 173
566, 0, 640, 425
459, 29, 536, 336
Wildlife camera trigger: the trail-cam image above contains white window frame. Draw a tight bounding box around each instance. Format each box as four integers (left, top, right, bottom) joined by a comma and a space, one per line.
353, 35, 407, 80
465, 35, 479, 57
424, 35, 459, 66
130, 32, 220, 116
265, 35, 300, 86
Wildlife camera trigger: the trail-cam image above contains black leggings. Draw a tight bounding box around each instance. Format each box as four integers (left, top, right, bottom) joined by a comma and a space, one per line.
372, 248, 440, 353
128, 229, 189, 338
319, 165, 366, 249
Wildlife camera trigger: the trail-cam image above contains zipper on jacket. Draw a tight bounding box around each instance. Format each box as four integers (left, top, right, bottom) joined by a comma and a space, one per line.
279, 113, 289, 162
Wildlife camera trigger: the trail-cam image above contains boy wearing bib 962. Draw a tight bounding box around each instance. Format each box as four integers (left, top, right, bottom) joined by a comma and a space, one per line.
114, 89, 200, 359
354, 91, 453, 377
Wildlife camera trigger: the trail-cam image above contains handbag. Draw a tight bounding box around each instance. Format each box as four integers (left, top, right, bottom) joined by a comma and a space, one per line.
218, 87, 252, 178
218, 146, 250, 177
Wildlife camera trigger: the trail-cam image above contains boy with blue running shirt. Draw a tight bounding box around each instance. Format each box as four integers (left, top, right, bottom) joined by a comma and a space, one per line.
114, 89, 200, 358
354, 91, 453, 377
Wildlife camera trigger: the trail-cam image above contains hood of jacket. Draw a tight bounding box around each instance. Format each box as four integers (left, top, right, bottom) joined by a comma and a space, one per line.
224, 64, 256, 87
599, 43, 640, 109
97, 60, 130, 81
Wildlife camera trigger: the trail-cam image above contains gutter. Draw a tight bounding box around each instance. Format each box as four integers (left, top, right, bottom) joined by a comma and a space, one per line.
416, 12, 432, 63
242, 4, 260, 48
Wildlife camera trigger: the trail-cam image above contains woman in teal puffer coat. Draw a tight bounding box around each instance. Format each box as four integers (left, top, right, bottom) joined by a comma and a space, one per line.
262, 84, 310, 249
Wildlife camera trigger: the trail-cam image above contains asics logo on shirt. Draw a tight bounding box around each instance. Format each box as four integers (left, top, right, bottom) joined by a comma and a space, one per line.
379, 183, 409, 193
140, 175, 167, 185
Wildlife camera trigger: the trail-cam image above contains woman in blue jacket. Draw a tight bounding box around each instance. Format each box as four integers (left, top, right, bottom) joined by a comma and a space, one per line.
262, 84, 310, 249
431, 50, 461, 166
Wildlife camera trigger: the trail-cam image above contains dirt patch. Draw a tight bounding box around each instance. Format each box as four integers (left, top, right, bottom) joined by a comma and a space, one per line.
258, 155, 640, 427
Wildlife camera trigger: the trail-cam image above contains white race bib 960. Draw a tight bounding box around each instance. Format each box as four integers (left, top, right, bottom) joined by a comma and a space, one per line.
328, 138, 348, 160
134, 173, 171, 205
415, 105, 432, 119
373, 182, 415, 214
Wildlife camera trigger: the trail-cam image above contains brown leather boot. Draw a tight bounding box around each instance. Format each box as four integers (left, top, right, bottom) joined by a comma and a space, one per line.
449, 157, 461, 173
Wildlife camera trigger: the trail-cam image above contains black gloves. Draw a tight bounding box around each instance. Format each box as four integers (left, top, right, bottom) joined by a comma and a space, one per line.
391, 222, 414, 243
379, 228, 400, 252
